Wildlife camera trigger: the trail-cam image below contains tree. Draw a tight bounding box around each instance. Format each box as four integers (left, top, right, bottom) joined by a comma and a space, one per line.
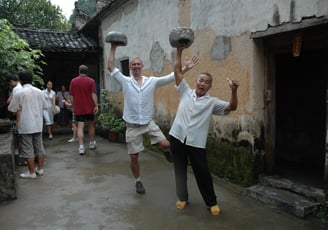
0, 19, 45, 118
0, 0, 70, 30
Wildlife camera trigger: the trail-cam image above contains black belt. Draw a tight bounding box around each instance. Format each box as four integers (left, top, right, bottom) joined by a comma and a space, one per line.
126, 123, 145, 128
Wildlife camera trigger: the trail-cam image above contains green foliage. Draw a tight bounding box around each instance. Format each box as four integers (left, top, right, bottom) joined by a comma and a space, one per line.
98, 89, 121, 113
315, 198, 328, 224
97, 89, 125, 133
0, 19, 45, 117
207, 138, 255, 187
97, 113, 125, 133
0, 0, 71, 30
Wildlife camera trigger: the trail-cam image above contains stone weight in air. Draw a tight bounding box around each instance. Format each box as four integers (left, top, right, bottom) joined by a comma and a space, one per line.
105, 31, 128, 46
169, 27, 194, 48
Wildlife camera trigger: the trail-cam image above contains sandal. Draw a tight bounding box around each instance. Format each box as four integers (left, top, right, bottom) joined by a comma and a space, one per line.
210, 205, 221, 216
176, 200, 187, 210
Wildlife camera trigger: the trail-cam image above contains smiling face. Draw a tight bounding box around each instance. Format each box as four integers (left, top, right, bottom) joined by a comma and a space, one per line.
129, 57, 144, 77
195, 73, 212, 97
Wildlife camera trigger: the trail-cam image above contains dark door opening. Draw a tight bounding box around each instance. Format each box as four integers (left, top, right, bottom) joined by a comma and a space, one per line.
275, 50, 326, 188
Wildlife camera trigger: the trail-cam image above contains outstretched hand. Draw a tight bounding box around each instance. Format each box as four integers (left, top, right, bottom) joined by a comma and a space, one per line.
226, 78, 239, 90
184, 55, 199, 70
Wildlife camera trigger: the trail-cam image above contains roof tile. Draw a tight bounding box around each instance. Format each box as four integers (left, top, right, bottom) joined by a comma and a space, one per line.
13, 28, 99, 53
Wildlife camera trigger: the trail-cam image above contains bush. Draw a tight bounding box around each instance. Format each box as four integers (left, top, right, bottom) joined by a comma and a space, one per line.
206, 138, 255, 187
97, 89, 125, 133
315, 198, 328, 224
97, 113, 125, 133
0, 19, 45, 118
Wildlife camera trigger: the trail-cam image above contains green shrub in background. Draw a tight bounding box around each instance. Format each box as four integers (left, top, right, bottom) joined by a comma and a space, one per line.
207, 138, 255, 187
315, 197, 328, 224
97, 89, 125, 133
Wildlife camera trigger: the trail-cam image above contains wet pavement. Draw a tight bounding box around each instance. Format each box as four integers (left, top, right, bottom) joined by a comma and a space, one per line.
0, 131, 327, 230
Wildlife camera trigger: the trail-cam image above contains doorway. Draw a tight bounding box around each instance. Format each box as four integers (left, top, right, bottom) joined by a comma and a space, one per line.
274, 50, 326, 188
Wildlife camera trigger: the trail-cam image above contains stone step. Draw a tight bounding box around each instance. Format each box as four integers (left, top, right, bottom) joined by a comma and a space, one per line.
245, 184, 320, 218
259, 175, 325, 203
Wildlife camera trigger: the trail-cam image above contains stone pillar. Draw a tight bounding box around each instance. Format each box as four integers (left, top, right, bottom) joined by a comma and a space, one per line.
0, 120, 16, 200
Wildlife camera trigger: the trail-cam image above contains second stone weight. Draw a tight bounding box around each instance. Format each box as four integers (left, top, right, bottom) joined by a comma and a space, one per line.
169, 27, 194, 48
105, 31, 128, 46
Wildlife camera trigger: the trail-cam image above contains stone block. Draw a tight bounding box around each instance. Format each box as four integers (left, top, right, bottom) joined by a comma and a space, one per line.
169, 27, 194, 48
105, 31, 128, 46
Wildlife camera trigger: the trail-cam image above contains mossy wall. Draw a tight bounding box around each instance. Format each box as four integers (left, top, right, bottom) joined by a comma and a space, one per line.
206, 137, 263, 187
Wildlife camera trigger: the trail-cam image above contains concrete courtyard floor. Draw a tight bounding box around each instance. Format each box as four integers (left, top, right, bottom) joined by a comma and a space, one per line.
0, 132, 327, 230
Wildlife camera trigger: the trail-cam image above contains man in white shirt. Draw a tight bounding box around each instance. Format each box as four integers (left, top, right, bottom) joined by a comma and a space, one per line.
169, 46, 239, 216
6, 74, 22, 104
107, 43, 198, 194
8, 70, 47, 179
6, 74, 24, 165
6, 74, 23, 128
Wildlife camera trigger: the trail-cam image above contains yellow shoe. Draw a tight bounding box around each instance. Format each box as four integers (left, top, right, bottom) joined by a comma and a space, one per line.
176, 200, 187, 210
210, 205, 221, 216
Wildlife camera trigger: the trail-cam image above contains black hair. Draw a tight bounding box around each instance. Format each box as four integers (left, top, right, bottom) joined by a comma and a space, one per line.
79, 65, 88, 74
18, 70, 33, 85
6, 74, 19, 82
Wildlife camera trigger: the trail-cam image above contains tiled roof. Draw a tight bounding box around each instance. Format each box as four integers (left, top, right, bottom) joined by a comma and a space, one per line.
13, 28, 99, 53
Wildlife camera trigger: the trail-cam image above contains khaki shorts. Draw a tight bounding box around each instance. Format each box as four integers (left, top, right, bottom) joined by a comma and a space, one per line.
20, 133, 45, 158
125, 120, 166, 154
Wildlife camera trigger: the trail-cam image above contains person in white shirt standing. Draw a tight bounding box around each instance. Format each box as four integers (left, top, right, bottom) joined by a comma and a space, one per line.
6, 74, 22, 104
6, 74, 24, 164
169, 46, 239, 216
8, 70, 47, 179
6, 74, 23, 127
42, 80, 56, 140
107, 43, 198, 194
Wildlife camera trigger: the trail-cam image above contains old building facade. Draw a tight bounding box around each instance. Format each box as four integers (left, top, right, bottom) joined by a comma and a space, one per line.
86, 0, 328, 189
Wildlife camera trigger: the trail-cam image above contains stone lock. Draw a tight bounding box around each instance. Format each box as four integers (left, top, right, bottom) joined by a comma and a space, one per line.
105, 31, 128, 46
169, 27, 194, 48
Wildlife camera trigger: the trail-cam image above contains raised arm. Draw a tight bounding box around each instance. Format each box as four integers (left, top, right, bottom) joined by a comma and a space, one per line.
225, 78, 239, 112
107, 44, 118, 72
174, 47, 184, 86
174, 47, 199, 86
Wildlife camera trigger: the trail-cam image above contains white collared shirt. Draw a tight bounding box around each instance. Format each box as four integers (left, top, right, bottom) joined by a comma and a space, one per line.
12, 82, 22, 94
169, 79, 229, 148
8, 84, 47, 134
42, 89, 56, 109
110, 68, 174, 125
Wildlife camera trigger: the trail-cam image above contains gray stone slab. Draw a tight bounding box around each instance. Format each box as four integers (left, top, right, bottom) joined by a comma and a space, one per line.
260, 175, 326, 203
245, 184, 320, 218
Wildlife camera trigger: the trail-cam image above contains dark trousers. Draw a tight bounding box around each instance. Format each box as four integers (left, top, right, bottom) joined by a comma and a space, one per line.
169, 135, 217, 206
57, 107, 69, 126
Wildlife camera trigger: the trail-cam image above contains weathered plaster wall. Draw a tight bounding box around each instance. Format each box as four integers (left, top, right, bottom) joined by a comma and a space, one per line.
100, 0, 328, 150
